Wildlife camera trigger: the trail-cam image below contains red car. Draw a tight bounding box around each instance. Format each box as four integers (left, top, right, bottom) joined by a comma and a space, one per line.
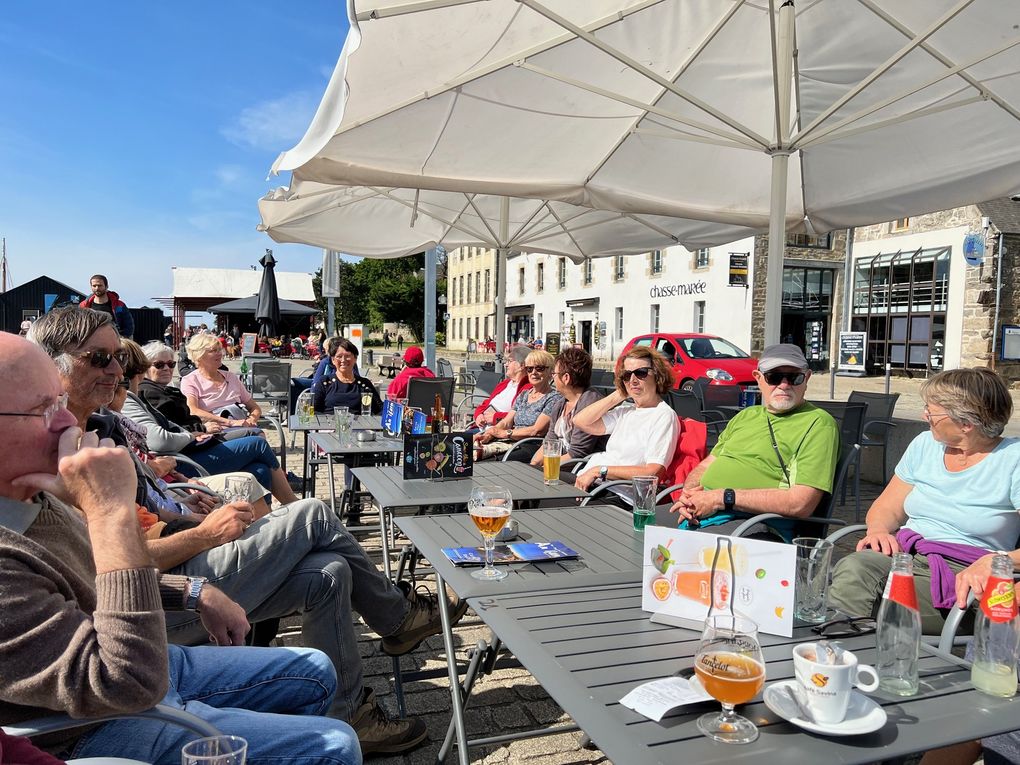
622, 333, 758, 392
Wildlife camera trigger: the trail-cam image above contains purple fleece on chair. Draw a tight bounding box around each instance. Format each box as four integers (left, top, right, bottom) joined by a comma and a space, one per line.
896, 527, 990, 609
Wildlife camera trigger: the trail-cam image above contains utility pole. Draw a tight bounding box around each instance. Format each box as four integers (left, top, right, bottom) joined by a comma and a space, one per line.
1, 238, 7, 293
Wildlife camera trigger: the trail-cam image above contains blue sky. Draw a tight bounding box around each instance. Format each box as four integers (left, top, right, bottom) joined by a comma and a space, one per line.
0, 2, 348, 312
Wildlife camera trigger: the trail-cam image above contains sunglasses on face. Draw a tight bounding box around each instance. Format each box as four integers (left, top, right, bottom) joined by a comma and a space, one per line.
524, 365, 548, 374
761, 371, 806, 386
117, 379, 130, 389
152, 360, 177, 370
72, 349, 129, 369
620, 367, 653, 383
810, 616, 877, 638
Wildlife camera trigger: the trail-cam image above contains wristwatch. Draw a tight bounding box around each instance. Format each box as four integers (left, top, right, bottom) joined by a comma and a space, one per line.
598, 465, 609, 482
185, 576, 207, 612
723, 488, 736, 512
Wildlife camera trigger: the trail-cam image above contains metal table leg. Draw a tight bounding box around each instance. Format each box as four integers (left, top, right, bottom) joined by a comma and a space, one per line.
301, 430, 310, 497
434, 571, 469, 765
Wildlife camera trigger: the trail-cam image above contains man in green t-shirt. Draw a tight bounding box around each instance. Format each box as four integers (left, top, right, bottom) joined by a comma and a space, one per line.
670, 343, 839, 534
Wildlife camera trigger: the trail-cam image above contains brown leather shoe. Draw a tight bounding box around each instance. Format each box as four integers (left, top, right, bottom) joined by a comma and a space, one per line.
380, 581, 469, 656
349, 688, 427, 756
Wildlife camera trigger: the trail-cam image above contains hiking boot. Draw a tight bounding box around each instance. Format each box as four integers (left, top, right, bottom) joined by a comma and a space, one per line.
380, 581, 469, 656
349, 688, 427, 756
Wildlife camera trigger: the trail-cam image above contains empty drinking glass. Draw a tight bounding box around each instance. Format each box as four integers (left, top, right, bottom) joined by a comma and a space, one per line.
181, 736, 248, 765
334, 406, 352, 444
793, 537, 834, 623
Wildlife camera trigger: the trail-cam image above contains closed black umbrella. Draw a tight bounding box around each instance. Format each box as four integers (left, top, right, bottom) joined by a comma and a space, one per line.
255, 249, 281, 337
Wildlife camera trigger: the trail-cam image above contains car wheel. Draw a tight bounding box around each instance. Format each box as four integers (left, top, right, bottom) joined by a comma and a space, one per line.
680, 379, 694, 393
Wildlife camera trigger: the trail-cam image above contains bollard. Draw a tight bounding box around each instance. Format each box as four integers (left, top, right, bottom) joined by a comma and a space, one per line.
885, 363, 891, 395
829, 365, 836, 400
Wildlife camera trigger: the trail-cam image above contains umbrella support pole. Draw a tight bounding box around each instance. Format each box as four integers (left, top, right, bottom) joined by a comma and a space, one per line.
424, 248, 438, 370
493, 198, 510, 376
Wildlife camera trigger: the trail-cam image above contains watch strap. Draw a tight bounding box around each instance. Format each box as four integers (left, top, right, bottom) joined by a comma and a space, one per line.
185, 576, 207, 611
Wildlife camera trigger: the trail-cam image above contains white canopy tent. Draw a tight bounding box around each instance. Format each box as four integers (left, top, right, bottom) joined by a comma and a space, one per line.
272, 0, 1020, 345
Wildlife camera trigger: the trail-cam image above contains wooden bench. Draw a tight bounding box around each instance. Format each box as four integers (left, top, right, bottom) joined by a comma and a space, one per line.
377, 353, 402, 377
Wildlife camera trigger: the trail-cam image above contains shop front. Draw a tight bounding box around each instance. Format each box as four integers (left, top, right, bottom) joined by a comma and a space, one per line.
779, 264, 838, 371
506, 304, 535, 345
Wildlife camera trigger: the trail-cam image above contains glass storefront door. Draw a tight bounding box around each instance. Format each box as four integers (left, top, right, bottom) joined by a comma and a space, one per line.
780, 266, 835, 371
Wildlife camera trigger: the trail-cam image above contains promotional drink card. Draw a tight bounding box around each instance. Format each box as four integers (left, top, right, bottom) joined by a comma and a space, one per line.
641, 527, 796, 637
442, 541, 579, 565
381, 400, 404, 433
402, 433, 474, 479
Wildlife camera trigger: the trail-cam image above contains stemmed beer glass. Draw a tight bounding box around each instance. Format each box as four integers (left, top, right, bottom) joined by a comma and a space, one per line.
467, 485, 513, 581
693, 614, 765, 744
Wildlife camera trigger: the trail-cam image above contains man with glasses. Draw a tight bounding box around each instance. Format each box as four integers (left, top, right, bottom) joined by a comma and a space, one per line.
671, 343, 839, 536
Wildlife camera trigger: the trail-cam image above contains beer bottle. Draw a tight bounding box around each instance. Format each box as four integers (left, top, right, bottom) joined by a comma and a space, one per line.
432, 393, 445, 434
876, 552, 921, 696
971, 552, 1020, 697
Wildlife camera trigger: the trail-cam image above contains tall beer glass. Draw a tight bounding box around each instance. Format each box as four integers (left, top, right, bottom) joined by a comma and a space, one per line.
542, 437, 564, 485
693, 615, 765, 744
468, 485, 513, 581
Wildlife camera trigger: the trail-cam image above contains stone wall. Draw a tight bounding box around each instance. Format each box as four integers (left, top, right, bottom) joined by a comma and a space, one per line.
749, 230, 848, 356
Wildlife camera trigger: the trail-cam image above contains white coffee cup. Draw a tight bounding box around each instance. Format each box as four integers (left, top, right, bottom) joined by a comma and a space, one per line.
792, 643, 879, 723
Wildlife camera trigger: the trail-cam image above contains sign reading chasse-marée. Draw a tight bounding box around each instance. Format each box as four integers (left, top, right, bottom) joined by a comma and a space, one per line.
649, 281, 708, 299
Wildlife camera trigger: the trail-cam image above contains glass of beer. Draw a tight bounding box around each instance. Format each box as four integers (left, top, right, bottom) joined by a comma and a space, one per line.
467, 485, 513, 581
693, 614, 765, 744
360, 390, 373, 417
542, 437, 564, 485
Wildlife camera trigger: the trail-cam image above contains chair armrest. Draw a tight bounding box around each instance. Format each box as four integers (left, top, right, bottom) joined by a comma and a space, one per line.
561, 456, 591, 475
501, 437, 544, 462
862, 419, 896, 438
157, 453, 210, 478
4, 703, 222, 739
824, 523, 868, 545
580, 480, 629, 505
656, 484, 682, 503
730, 514, 847, 538
455, 394, 491, 418
937, 593, 977, 653
164, 483, 220, 498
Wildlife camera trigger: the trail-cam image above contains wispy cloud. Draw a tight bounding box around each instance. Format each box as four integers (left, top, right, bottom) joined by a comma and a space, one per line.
221, 91, 320, 152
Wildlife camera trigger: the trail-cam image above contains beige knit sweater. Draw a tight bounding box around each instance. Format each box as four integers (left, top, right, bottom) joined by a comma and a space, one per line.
0, 493, 184, 740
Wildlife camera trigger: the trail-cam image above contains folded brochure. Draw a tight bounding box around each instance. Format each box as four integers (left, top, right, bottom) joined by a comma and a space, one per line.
442, 541, 579, 565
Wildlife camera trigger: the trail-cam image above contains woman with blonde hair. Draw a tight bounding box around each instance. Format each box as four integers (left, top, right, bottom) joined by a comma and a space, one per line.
572, 346, 679, 491
474, 349, 562, 460
180, 332, 262, 428
829, 367, 1020, 635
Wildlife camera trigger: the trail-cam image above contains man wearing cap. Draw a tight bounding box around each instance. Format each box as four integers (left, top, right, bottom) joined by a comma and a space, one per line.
670, 343, 840, 536
386, 346, 435, 400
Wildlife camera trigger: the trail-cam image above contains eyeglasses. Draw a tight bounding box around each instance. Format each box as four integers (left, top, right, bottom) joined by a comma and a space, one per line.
761, 371, 807, 386
524, 365, 548, 374
116, 379, 130, 389
70, 349, 129, 369
620, 367, 654, 383
923, 406, 951, 423
0, 393, 69, 428
152, 360, 177, 370
810, 615, 877, 638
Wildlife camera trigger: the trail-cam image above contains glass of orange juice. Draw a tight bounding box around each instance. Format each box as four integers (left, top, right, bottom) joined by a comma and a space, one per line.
693, 615, 765, 744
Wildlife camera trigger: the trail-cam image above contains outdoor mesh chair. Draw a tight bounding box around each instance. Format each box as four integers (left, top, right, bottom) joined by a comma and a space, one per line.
406, 376, 455, 419
809, 400, 867, 520
847, 391, 899, 484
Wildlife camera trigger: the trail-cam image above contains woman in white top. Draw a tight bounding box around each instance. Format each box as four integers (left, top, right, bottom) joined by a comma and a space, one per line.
572, 346, 680, 491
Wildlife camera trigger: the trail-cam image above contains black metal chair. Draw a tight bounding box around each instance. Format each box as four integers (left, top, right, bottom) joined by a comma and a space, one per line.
847, 391, 899, 484
406, 376, 455, 418
590, 368, 615, 387
809, 400, 867, 520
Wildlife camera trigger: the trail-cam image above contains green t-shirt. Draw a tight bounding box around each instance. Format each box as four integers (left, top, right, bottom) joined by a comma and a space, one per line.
702, 403, 840, 494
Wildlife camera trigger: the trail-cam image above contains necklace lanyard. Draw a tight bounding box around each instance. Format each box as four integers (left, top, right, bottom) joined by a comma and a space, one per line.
765, 415, 791, 487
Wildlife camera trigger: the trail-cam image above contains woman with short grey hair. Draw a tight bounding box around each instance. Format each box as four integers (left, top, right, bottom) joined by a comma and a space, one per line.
829, 367, 1020, 635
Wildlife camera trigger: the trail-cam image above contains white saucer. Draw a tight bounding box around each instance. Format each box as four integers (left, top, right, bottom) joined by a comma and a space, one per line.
763, 680, 887, 736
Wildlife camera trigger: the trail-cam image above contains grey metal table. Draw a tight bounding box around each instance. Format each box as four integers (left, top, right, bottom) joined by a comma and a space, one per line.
469, 582, 1019, 765
307, 430, 404, 522
288, 414, 383, 496
394, 504, 643, 763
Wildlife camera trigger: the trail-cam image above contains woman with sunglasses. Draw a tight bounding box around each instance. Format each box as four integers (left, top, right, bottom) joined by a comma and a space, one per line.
474, 350, 561, 460
829, 367, 1020, 635
133, 341, 299, 504
571, 346, 679, 492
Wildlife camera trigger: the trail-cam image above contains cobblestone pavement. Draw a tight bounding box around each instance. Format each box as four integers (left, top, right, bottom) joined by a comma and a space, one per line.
241, 356, 888, 763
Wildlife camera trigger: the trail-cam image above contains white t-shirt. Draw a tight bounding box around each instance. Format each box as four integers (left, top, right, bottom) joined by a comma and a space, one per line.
585, 400, 679, 470
487, 378, 520, 416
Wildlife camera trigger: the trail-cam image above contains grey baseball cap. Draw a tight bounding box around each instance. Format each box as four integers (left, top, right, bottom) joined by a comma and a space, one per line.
757, 343, 809, 373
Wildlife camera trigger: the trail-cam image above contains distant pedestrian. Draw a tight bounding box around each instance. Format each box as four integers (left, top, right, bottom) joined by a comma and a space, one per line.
79, 274, 134, 338
397, 333, 404, 351
163, 323, 174, 347
383, 330, 391, 349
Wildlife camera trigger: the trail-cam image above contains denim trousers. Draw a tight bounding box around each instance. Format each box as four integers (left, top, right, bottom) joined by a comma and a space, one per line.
163, 499, 409, 720
183, 435, 280, 489
68, 644, 361, 765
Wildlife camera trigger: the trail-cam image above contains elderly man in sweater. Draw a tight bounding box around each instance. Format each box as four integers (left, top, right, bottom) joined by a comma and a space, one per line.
0, 333, 361, 764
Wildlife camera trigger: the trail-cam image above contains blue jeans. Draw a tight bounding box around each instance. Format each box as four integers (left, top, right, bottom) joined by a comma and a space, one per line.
162, 499, 409, 720
67, 644, 361, 765
184, 436, 280, 489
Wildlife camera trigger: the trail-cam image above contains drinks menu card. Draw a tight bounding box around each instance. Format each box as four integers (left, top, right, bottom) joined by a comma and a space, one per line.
641, 527, 796, 637
402, 433, 474, 480
442, 541, 579, 565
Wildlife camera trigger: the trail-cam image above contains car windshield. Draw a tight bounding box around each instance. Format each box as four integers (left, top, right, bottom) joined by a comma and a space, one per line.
680, 337, 749, 360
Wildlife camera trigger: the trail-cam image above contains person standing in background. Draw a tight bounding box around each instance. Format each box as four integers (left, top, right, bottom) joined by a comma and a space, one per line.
79, 274, 133, 338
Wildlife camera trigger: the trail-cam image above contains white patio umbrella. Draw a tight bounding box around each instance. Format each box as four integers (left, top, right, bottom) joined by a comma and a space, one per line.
272, 0, 1020, 345
258, 179, 755, 366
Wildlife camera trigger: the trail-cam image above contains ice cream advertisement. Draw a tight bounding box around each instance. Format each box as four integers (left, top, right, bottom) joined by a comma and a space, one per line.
642, 527, 796, 637
402, 433, 474, 480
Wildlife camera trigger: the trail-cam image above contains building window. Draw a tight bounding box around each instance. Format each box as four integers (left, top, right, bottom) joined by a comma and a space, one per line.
468, 247, 473, 258
615, 306, 624, 341
458, 276, 464, 305
537, 313, 543, 339
851, 246, 949, 371
614, 255, 625, 281
475, 272, 480, 304
484, 270, 491, 301
558, 258, 567, 288
694, 301, 706, 333
786, 232, 833, 249
890, 218, 911, 232
583, 258, 593, 285
537, 263, 545, 292
558, 311, 565, 332
484, 316, 489, 339
474, 316, 479, 340
651, 250, 663, 274
650, 304, 660, 334
519, 267, 526, 295
459, 317, 465, 340
466, 272, 472, 304
694, 248, 710, 269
